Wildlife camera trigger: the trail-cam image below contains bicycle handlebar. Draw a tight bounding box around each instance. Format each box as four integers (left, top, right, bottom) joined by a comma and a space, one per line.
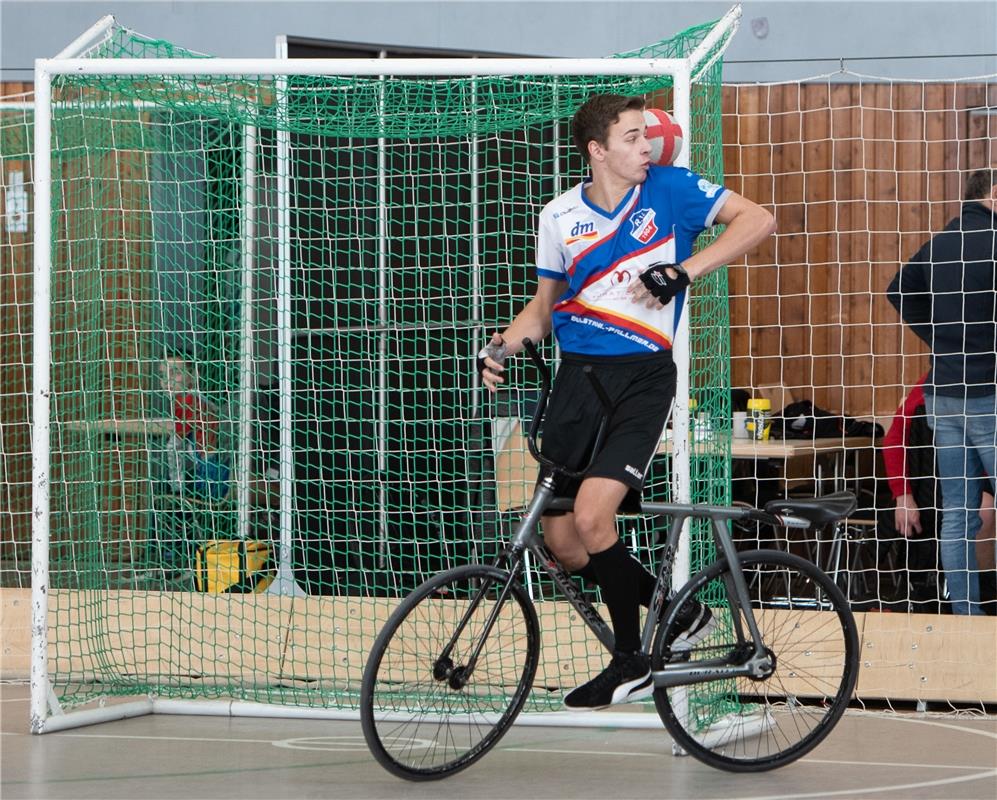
520, 338, 612, 479
521, 339, 550, 465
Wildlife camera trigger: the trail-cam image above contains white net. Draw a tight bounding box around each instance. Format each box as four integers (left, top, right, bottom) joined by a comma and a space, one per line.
1, 89, 33, 590
723, 72, 996, 709
3, 64, 995, 719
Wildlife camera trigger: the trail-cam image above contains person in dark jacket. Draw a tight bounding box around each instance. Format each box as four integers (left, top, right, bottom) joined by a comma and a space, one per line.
887, 169, 997, 615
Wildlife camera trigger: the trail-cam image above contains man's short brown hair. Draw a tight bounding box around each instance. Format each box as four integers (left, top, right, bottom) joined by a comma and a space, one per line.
571, 94, 645, 163
964, 168, 997, 201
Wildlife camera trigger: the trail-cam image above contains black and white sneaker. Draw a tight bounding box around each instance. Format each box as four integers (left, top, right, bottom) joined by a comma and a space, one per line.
665, 598, 717, 657
563, 650, 652, 711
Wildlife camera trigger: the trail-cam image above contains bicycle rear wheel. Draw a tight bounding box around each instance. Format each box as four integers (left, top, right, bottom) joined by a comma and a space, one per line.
360, 564, 540, 780
652, 549, 859, 772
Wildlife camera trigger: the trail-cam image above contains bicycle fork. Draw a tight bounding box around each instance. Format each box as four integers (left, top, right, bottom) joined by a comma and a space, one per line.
431, 560, 526, 690
431, 478, 558, 689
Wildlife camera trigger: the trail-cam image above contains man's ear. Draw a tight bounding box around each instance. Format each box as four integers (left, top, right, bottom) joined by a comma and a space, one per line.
587, 139, 604, 163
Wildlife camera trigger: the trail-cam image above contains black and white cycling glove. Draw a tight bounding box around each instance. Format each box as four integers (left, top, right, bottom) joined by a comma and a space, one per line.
477, 336, 508, 380
639, 262, 691, 306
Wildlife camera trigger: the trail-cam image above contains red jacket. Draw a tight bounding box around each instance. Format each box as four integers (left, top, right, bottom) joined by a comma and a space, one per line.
881, 375, 928, 501
883, 373, 992, 501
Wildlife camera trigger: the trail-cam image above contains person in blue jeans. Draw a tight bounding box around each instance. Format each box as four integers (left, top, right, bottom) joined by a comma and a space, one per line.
887, 168, 997, 615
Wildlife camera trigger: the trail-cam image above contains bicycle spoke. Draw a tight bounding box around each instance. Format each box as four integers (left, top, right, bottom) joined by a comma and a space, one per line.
653, 550, 859, 772
361, 565, 539, 779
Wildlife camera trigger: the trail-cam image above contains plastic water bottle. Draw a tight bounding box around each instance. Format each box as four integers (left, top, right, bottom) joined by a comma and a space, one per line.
690, 398, 712, 442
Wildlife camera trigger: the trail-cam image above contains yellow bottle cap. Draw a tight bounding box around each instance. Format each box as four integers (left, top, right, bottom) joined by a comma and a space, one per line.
747, 398, 771, 411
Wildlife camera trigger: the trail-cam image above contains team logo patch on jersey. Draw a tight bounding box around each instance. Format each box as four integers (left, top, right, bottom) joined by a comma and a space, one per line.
629, 208, 658, 243
697, 178, 722, 198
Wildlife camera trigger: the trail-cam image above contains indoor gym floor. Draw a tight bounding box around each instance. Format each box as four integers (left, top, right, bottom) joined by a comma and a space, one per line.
1, 683, 995, 800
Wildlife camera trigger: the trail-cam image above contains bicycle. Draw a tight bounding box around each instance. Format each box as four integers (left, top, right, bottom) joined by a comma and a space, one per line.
360, 340, 860, 780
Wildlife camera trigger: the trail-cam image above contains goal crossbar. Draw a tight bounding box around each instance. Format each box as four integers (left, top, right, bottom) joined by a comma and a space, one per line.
38, 57, 691, 77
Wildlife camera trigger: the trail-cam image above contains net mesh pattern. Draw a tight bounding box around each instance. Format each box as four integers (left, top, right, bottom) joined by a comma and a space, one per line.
39, 18, 734, 717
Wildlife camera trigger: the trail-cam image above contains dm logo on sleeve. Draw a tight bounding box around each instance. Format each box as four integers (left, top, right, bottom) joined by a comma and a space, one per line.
629, 208, 658, 243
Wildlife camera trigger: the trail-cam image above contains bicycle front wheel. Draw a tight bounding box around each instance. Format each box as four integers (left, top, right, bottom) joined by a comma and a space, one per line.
360, 564, 540, 780
652, 549, 859, 772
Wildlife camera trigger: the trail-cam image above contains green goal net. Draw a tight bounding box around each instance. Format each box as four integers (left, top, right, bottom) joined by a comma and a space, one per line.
36, 17, 735, 724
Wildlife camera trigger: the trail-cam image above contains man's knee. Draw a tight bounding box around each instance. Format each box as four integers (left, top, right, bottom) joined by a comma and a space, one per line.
572, 504, 618, 551
542, 515, 588, 570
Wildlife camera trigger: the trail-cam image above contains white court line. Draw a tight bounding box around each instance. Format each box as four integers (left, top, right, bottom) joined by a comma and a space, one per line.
0, 731, 279, 745
4, 730, 991, 775
502, 746, 663, 758
2, 717, 994, 798
507, 715, 997, 800
869, 713, 997, 740
804, 758, 995, 771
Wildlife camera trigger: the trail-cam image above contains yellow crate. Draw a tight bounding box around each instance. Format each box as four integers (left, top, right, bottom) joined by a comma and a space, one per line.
195, 540, 275, 593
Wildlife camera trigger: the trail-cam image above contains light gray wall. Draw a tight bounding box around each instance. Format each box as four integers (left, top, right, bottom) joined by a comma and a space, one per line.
2, 1, 995, 83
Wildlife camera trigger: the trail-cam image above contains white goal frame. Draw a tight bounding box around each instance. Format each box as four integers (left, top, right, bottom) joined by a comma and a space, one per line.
31, 6, 740, 734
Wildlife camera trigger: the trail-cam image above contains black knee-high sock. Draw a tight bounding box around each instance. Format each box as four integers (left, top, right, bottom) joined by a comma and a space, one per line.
575, 556, 656, 606
588, 540, 644, 653
572, 561, 599, 585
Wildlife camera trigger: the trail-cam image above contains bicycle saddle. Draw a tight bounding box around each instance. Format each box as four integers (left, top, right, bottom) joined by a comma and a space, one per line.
764, 491, 857, 527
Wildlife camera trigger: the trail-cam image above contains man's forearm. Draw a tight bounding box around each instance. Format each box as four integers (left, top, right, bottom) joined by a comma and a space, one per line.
500, 297, 553, 356
683, 205, 776, 282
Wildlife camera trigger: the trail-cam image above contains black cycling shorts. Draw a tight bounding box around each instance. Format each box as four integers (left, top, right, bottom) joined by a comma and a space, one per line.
539, 351, 676, 515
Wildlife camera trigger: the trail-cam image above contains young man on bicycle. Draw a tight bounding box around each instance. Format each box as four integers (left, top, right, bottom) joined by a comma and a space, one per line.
478, 93, 776, 710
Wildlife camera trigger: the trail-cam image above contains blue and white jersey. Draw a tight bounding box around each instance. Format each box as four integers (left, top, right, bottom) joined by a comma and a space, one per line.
536, 165, 730, 356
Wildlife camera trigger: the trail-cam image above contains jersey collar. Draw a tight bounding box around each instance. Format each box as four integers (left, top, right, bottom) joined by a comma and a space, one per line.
579, 178, 639, 220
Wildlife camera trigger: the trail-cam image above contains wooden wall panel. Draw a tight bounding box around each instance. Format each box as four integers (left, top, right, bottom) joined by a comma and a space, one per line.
4, 588, 995, 704
49, 135, 155, 569
725, 81, 992, 419
965, 84, 996, 171
1, 84, 154, 581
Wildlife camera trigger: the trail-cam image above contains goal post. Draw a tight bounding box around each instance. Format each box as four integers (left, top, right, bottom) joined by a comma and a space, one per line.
30, 10, 739, 733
